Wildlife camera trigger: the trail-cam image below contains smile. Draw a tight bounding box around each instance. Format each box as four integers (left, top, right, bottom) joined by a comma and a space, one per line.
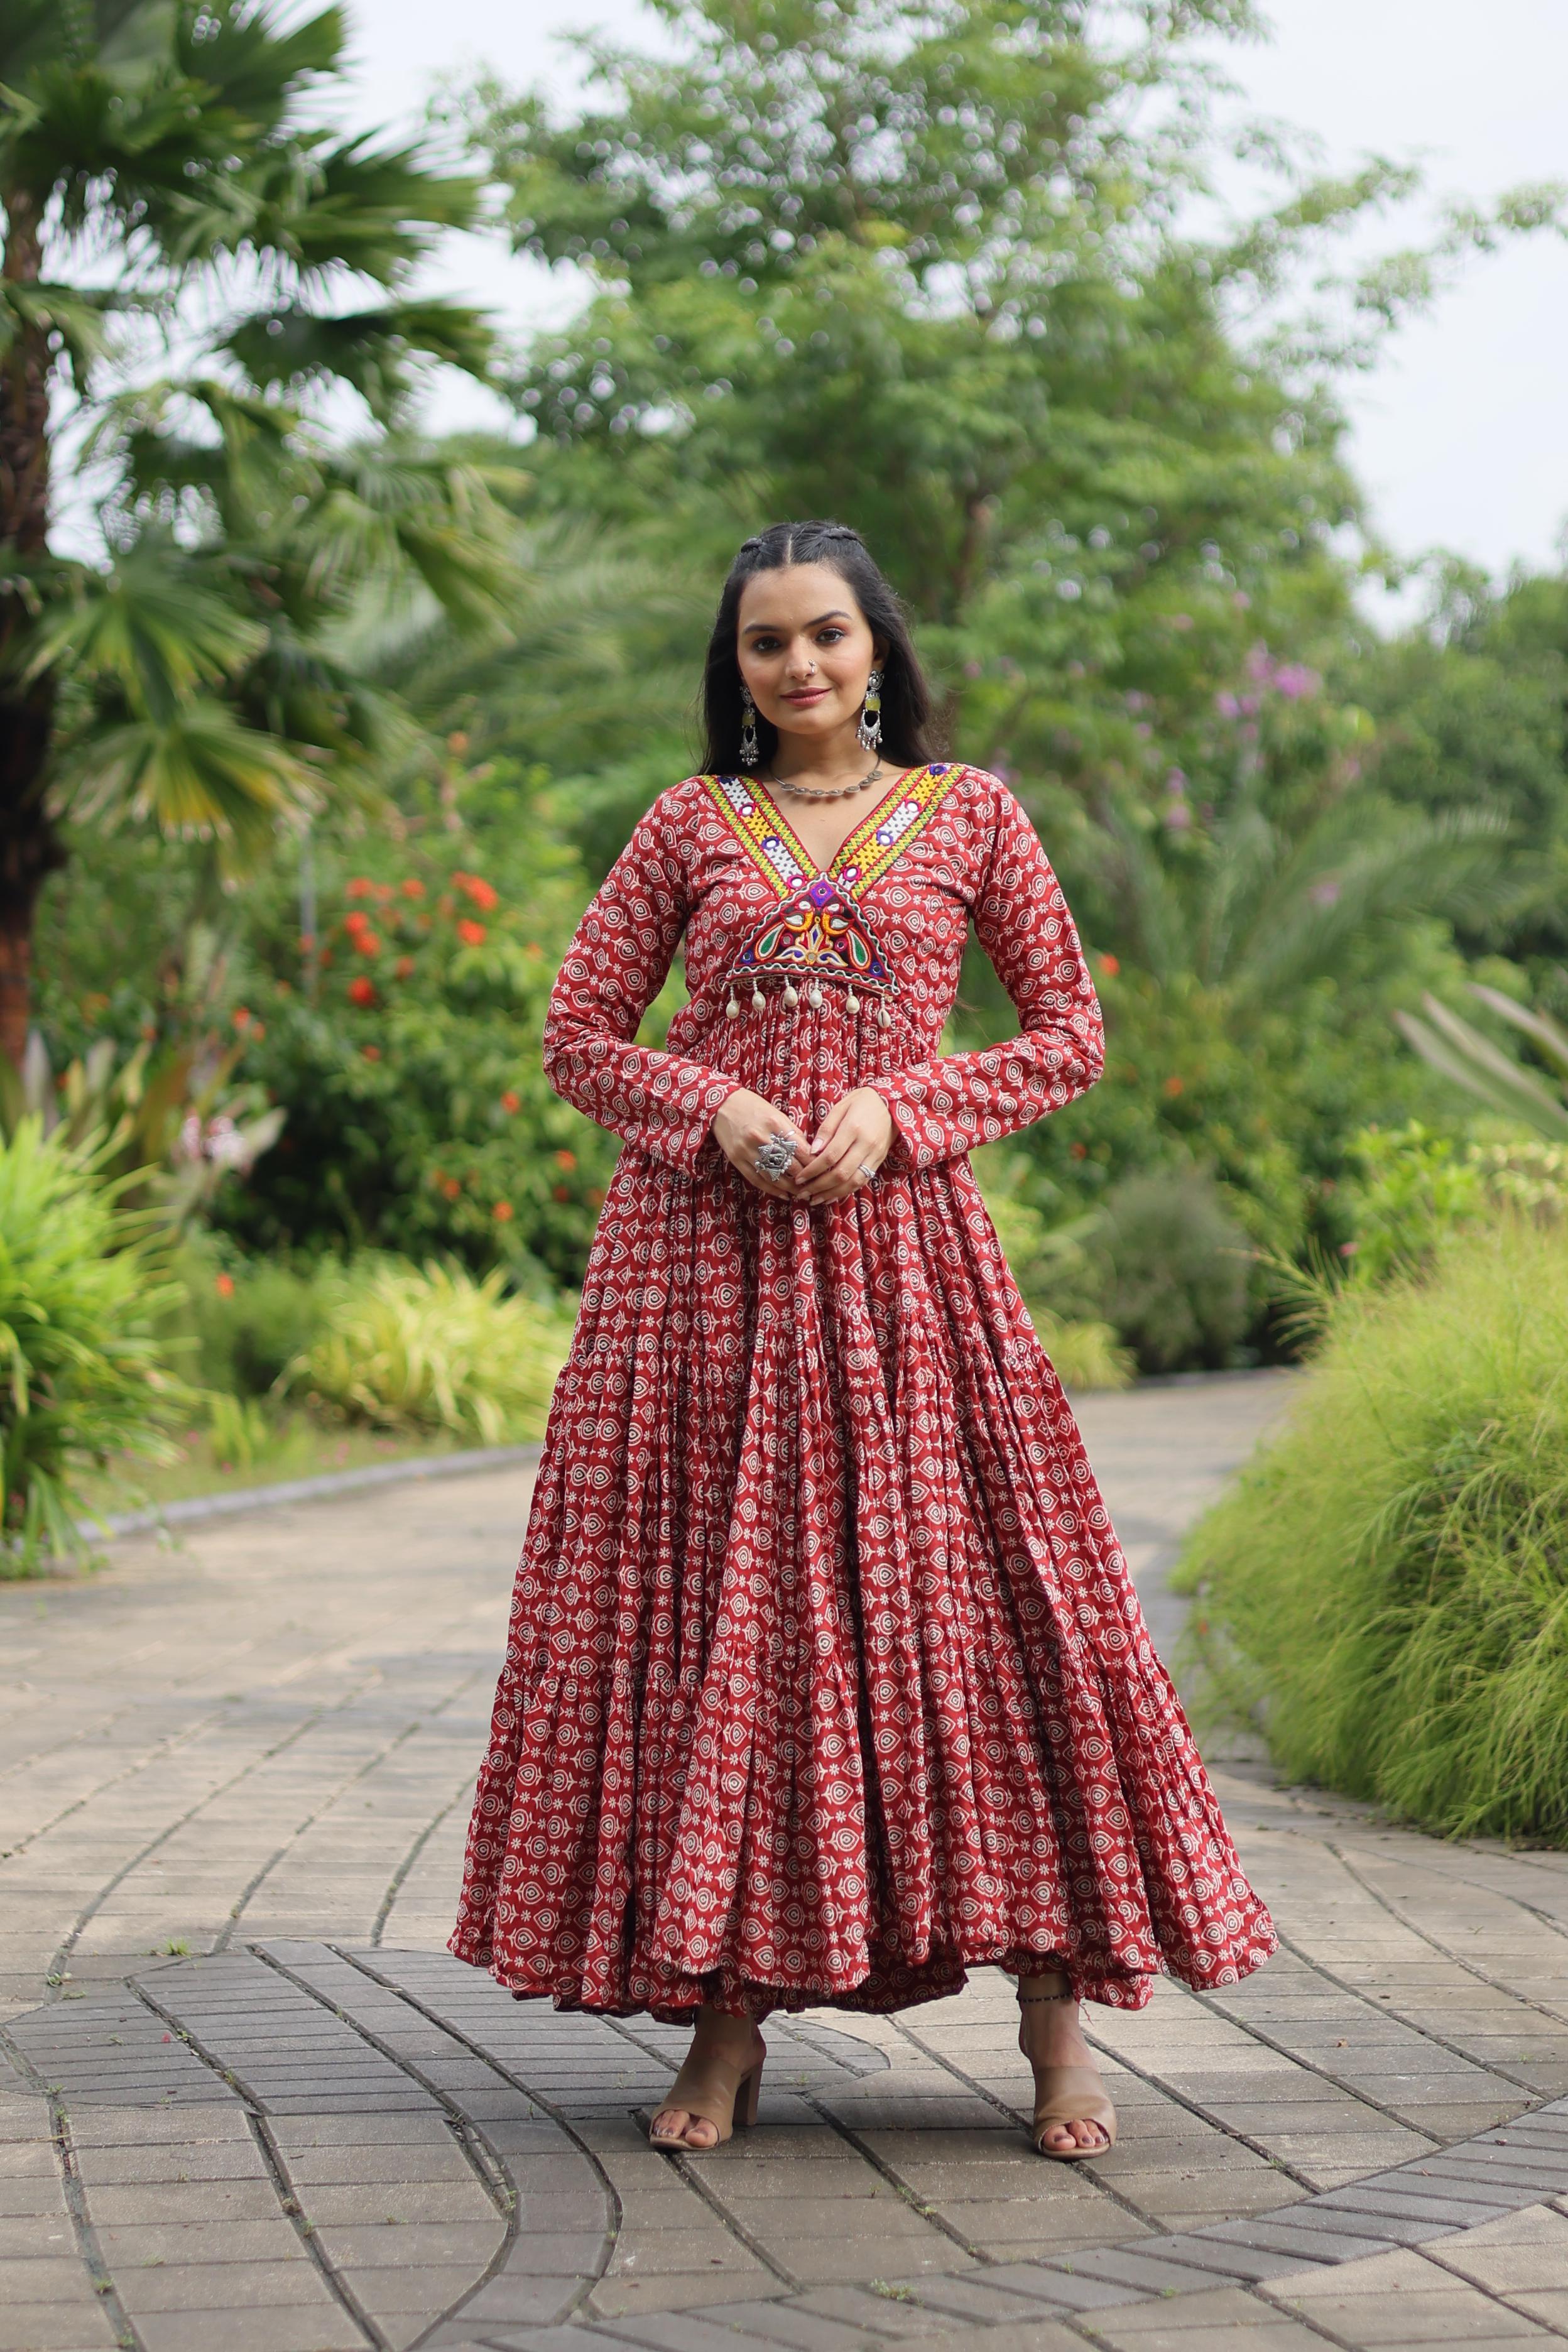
783, 688, 830, 704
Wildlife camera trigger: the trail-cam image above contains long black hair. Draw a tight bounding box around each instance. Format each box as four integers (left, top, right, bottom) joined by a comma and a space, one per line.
699, 520, 940, 775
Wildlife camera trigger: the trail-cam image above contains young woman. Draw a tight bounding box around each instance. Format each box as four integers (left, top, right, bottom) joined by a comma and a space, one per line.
451, 520, 1275, 2160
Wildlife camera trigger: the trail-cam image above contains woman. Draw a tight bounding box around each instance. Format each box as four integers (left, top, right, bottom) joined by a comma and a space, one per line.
450, 520, 1276, 2161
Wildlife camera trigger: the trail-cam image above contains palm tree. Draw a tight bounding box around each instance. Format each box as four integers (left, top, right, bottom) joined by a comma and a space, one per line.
0, 0, 511, 1063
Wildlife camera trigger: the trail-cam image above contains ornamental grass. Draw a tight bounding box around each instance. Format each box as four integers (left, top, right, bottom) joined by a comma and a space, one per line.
285, 1256, 574, 1444
1175, 1214, 1568, 1841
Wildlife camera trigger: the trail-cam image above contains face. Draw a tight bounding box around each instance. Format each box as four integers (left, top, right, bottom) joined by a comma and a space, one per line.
735, 562, 886, 748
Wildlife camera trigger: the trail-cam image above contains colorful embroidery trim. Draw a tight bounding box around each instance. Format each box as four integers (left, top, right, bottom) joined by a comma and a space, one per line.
736, 874, 893, 995
702, 763, 961, 1010
700, 763, 961, 900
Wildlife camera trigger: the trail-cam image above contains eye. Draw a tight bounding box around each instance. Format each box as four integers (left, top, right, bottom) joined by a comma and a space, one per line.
816, 628, 847, 645
747, 635, 781, 654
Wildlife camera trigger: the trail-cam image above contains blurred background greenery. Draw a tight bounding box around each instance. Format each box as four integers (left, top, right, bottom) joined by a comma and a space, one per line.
4, 0, 1568, 1583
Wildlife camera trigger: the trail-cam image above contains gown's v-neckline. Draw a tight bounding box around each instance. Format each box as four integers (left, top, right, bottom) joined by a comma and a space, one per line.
704, 762, 959, 907
752, 765, 930, 885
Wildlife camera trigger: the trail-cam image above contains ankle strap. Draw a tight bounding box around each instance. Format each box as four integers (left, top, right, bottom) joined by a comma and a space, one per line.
1018, 1988, 1074, 2004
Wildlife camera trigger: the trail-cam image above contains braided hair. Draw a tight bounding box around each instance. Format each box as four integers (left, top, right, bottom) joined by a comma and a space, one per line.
699, 520, 940, 775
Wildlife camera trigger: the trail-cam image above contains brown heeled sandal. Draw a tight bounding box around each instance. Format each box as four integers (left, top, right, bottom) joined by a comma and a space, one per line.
1019, 1983, 1116, 2162
649, 2026, 766, 2152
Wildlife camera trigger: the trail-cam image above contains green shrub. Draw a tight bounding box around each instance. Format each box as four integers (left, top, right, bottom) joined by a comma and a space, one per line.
1091, 1165, 1252, 1373
285, 1256, 574, 1443
0, 1121, 188, 1574
167, 1243, 326, 1396
1028, 1309, 1136, 1394
1177, 1216, 1568, 1839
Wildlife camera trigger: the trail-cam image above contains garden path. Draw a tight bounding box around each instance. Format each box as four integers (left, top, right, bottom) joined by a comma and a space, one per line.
7, 1372, 1568, 2352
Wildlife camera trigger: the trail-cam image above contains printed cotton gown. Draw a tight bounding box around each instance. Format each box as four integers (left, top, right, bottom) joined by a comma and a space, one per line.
450, 761, 1277, 2019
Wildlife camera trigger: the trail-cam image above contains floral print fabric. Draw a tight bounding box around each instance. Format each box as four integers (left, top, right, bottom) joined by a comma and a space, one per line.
450, 765, 1277, 2018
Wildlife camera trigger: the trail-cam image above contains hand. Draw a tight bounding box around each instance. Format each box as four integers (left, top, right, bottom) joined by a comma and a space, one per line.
710, 1089, 812, 1199
791, 1087, 895, 1206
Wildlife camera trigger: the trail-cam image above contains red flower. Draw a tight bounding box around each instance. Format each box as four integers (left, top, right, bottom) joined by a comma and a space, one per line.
493, 1201, 514, 1223
401, 878, 426, 900
394, 956, 416, 979
440, 1177, 461, 1200
553, 1148, 577, 1171
215, 1273, 236, 1298
373, 883, 394, 904
1070, 1141, 1088, 1160
232, 1006, 253, 1030
457, 918, 487, 947
351, 927, 382, 956
361, 1044, 382, 1062
455, 873, 499, 913
348, 976, 376, 1008
501, 1091, 521, 1114
1098, 953, 1120, 977
347, 877, 375, 899
552, 1184, 571, 1202
1163, 1074, 1185, 1097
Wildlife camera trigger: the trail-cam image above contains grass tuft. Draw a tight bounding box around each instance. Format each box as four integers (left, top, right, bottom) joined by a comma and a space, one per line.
1175, 1215, 1568, 1841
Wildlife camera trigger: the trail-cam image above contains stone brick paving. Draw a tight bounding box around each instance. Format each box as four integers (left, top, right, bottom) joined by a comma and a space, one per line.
5, 1372, 1568, 2351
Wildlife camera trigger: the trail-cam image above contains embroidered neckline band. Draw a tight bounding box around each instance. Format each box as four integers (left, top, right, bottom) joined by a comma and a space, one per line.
700, 763, 962, 1024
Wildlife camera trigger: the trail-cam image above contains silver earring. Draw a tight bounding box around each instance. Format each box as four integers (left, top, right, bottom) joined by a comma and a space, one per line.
857, 668, 883, 753
739, 685, 760, 770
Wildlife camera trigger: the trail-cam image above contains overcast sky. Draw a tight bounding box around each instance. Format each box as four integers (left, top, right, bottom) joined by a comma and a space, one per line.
333, 0, 1568, 587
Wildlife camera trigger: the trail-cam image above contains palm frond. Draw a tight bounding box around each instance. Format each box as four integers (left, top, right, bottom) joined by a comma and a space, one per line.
60, 699, 319, 859
24, 542, 266, 719
1396, 994, 1568, 1141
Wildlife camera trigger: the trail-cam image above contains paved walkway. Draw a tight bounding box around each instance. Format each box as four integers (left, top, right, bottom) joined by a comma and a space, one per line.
6, 1373, 1568, 2352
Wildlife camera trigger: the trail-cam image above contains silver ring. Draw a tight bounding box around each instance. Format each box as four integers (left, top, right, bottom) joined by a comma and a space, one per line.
755, 1132, 799, 1181
858, 1162, 876, 1182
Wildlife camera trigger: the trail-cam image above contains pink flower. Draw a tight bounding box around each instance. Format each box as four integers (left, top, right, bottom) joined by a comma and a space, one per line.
1273, 663, 1321, 700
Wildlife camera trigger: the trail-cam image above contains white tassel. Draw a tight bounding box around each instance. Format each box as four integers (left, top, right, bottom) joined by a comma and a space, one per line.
783, 981, 799, 1008
846, 986, 859, 1013
878, 1002, 891, 1030
751, 982, 765, 1011
726, 987, 741, 1020
808, 982, 824, 1010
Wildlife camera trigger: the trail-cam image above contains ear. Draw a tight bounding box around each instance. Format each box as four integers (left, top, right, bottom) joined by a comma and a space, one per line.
871, 636, 890, 669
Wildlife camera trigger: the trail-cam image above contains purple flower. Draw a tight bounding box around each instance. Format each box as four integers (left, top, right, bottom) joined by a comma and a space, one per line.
1274, 663, 1321, 700
1240, 694, 1261, 717
1233, 591, 1251, 609
1166, 768, 1187, 794
1164, 802, 1192, 831
964, 659, 983, 679
1215, 692, 1241, 718
1246, 643, 1273, 683
1310, 879, 1341, 907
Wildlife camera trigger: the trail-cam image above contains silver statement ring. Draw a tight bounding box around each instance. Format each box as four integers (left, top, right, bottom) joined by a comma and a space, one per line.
755, 1132, 799, 1182
858, 1162, 876, 1183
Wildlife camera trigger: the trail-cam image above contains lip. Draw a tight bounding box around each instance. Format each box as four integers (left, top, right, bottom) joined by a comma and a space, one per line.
783, 688, 830, 705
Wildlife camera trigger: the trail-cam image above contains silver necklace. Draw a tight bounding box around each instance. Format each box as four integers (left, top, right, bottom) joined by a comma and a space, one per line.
765, 758, 888, 803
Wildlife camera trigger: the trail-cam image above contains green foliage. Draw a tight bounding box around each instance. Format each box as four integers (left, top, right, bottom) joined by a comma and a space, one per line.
0, 0, 515, 1032
1027, 1309, 1136, 1396
0, 1123, 188, 1575
284, 1257, 575, 1442
1177, 1218, 1568, 1839
1087, 1165, 1253, 1373
1399, 984, 1568, 1140
166, 1243, 325, 1398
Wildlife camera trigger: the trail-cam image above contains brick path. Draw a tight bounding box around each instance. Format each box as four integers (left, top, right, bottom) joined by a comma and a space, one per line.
6, 1372, 1568, 2351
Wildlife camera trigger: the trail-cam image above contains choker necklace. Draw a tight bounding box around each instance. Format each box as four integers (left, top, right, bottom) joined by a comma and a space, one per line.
766, 759, 888, 803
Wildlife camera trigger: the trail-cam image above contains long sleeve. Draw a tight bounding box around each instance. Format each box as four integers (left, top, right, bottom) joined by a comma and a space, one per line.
873, 783, 1104, 1172
542, 798, 738, 1177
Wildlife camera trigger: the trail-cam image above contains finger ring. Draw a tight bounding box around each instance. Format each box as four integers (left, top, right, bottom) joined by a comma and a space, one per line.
755, 1132, 799, 1181
858, 1162, 876, 1182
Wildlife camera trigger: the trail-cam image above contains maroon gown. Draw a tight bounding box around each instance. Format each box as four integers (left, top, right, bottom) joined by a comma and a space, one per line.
450, 761, 1277, 2019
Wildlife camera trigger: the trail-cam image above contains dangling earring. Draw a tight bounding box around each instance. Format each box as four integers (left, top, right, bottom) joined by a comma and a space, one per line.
857, 668, 883, 754
739, 686, 760, 770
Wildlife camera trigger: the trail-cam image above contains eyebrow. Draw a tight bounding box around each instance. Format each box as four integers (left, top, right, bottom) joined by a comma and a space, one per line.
741, 609, 854, 634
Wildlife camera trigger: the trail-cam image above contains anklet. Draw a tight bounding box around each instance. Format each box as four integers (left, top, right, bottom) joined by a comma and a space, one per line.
1018, 1989, 1075, 2003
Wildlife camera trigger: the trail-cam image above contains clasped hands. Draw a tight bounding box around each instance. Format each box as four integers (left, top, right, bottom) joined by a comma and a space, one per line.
711, 1086, 894, 1206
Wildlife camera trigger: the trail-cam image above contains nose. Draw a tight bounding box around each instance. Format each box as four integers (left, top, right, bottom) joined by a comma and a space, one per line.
783, 641, 818, 679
